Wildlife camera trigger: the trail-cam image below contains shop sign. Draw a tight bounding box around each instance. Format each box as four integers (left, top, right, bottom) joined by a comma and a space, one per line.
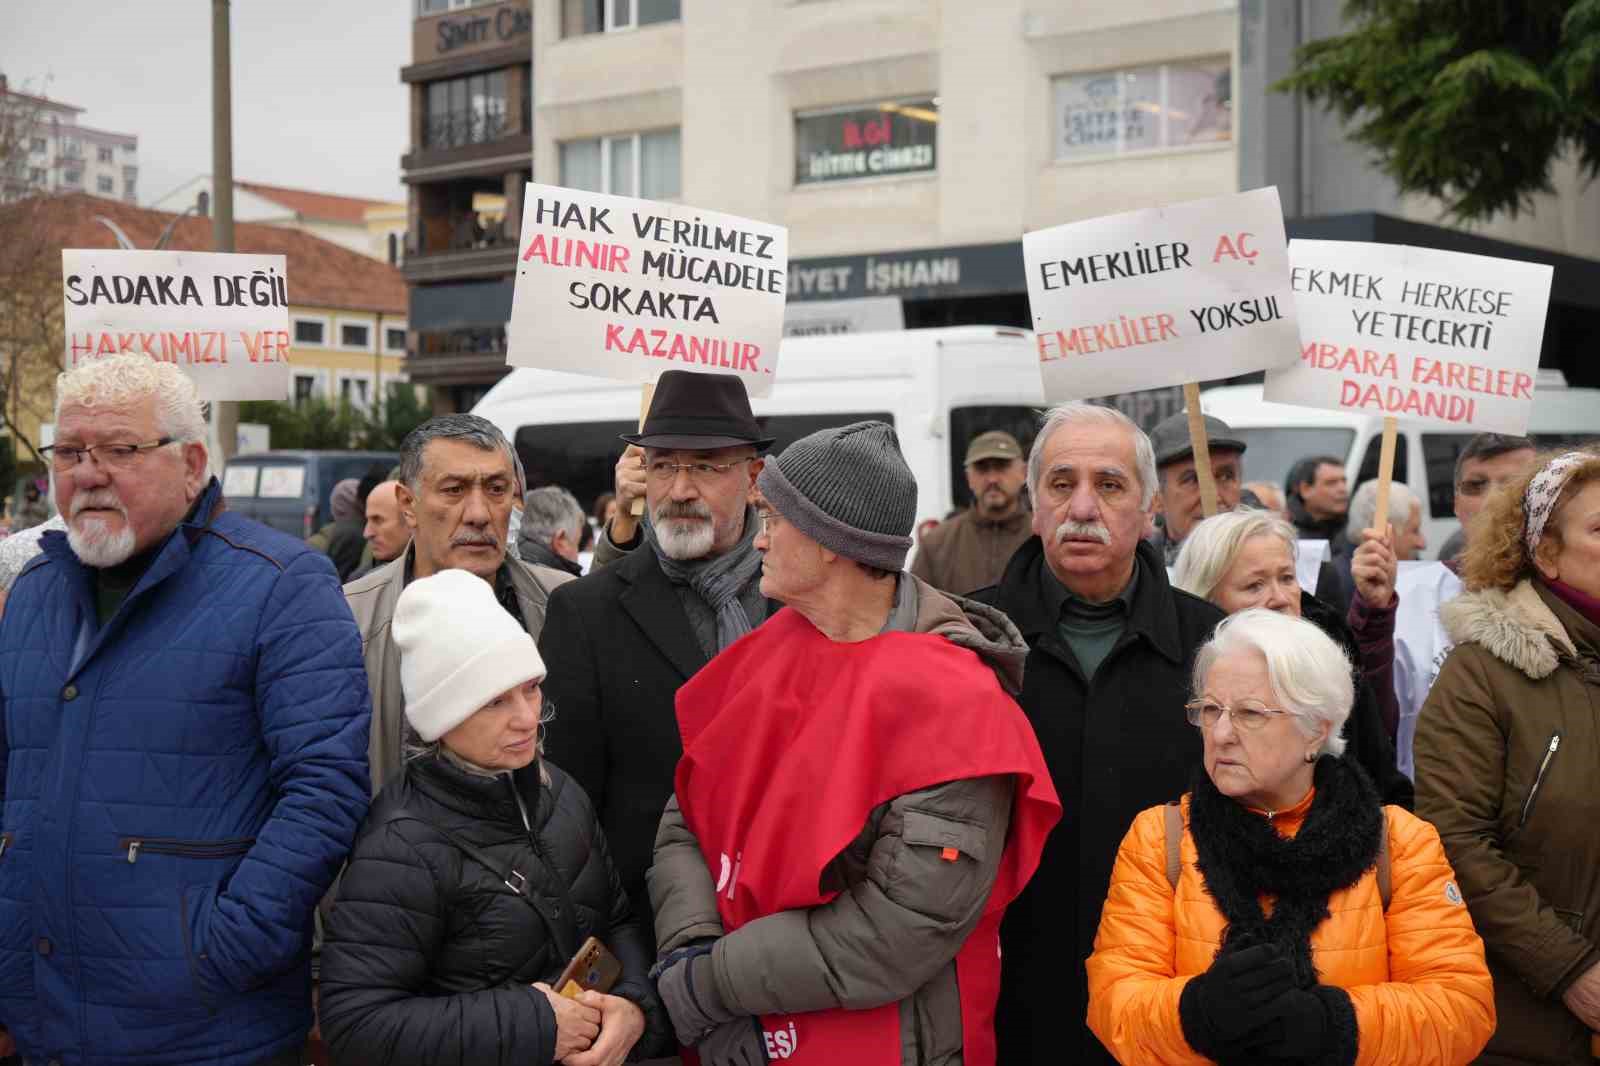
795, 99, 938, 186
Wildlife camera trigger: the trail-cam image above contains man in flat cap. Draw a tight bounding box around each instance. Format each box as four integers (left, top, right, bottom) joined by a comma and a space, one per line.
910, 429, 1032, 595
539, 369, 776, 951
1145, 410, 1247, 565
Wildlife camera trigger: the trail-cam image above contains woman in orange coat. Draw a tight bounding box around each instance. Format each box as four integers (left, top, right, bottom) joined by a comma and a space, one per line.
1086, 608, 1494, 1066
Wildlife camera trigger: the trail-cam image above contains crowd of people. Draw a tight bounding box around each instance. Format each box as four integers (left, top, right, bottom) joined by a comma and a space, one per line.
0, 352, 1594, 1066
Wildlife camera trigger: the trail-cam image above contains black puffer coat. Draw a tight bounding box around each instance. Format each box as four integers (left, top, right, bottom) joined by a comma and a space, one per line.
319, 751, 667, 1065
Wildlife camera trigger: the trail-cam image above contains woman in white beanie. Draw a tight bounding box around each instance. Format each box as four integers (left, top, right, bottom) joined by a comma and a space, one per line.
319, 568, 666, 1066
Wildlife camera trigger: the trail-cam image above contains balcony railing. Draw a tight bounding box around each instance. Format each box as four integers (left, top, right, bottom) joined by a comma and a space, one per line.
422, 108, 511, 151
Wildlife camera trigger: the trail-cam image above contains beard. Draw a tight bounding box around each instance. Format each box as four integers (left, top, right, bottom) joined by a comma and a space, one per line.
67, 489, 138, 568
1051, 519, 1111, 545
652, 499, 717, 560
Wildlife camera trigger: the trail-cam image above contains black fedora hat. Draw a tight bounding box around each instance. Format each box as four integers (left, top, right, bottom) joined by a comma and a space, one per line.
620, 370, 776, 453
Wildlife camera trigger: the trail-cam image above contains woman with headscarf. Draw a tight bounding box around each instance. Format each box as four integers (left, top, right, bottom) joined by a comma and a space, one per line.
1414, 448, 1600, 1064
1086, 608, 1494, 1065
1172, 508, 1413, 807
319, 568, 666, 1066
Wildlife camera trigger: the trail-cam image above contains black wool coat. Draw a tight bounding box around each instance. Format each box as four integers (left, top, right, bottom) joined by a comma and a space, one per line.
974, 538, 1223, 1066
537, 542, 775, 953
319, 754, 666, 1066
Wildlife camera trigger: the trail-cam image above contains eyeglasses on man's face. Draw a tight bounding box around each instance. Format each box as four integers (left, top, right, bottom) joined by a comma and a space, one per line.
42, 438, 176, 472
1184, 698, 1296, 732
646, 457, 753, 483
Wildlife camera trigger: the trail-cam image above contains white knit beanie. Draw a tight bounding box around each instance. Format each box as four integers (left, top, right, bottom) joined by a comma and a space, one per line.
393, 568, 547, 742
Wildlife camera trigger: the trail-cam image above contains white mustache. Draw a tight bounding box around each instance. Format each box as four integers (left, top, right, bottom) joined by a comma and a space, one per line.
1053, 520, 1111, 545
71, 490, 125, 519
451, 530, 498, 547
656, 501, 712, 522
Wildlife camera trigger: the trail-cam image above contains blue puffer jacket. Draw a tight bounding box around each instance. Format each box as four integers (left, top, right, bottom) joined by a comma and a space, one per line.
0, 479, 371, 1066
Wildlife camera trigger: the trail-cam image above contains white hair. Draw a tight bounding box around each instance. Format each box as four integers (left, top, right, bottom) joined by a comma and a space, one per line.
1345, 479, 1420, 543
55, 356, 208, 445
1172, 508, 1299, 602
1193, 608, 1353, 758
1027, 402, 1159, 509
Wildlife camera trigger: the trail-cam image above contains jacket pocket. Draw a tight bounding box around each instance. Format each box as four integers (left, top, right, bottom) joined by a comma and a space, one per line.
901, 809, 989, 865
177, 883, 218, 1016
118, 836, 254, 864
1511, 731, 1562, 839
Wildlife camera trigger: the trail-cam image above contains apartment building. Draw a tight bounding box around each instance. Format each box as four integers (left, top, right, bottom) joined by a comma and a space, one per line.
0, 74, 139, 205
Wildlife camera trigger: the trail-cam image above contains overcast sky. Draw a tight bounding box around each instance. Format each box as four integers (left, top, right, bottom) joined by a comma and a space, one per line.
2, 0, 409, 205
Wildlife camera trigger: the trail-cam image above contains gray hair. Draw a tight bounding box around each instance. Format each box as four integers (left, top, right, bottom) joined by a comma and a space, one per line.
1027, 402, 1159, 510
1454, 432, 1535, 485
1193, 607, 1353, 758
1344, 479, 1420, 543
1172, 508, 1299, 603
55, 355, 208, 445
520, 485, 584, 545
397, 414, 516, 491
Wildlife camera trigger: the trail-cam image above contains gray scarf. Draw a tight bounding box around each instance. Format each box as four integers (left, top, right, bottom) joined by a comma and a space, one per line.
645, 505, 763, 653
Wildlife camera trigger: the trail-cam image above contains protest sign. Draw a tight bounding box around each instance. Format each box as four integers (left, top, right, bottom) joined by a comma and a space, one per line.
61, 250, 292, 401
507, 183, 787, 398
1024, 187, 1301, 402
1263, 241, 1552, 435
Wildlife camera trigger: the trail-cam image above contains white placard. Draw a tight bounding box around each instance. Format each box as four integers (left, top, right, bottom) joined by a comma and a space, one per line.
1263, 241, 1553, 434
507, 184, 787, 396
61, 250, 292, 401
1024, 187, 1301, 401
1295, 539, 1329, 595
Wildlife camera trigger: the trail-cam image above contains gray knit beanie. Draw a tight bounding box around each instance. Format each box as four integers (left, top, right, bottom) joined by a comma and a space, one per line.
756, 421, 916, 571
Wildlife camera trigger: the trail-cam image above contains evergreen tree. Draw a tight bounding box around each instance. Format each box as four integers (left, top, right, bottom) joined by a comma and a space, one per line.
1276, 0, 1600, 221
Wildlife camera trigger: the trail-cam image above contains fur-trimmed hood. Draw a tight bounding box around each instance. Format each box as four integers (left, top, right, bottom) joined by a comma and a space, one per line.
1441, 580, 1576, 681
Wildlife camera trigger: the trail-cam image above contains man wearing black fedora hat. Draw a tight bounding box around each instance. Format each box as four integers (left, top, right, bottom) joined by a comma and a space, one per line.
538, 369, 777, 953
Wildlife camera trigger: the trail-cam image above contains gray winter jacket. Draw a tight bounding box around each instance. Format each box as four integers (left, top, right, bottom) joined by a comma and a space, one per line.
649, 574, 1024, 1065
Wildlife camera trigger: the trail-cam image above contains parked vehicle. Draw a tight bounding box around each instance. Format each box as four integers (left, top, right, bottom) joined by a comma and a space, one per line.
472, 326, 1048, 531
222, 450, 399, 538
1200, 371, 1600, 558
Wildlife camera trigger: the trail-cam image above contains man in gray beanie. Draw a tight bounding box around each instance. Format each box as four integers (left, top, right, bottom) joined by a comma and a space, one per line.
648, 421, 1059, 1066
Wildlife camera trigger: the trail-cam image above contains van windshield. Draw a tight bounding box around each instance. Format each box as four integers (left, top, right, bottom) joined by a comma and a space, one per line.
1231, 428, 1355, 496
515, 412, 895, 513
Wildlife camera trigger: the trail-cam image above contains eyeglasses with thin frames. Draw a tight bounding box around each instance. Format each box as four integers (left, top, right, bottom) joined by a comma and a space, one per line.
646, 457, 754, 483
1184, 698, 1297, 732
42, 437, 176, 472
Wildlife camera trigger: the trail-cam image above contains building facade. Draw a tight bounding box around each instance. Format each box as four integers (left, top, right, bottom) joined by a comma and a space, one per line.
147, 177, 406, 261
400, 0, 534, 413
0, 75, 139, 205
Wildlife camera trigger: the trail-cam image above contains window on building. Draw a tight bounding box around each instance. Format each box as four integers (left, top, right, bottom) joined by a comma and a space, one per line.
561, 0, 678, 36
61, 137, 82, 159
96, 176, 114, 194
293, 374, 318, 406
28, 167, 44, 183
794, 99, 939, 186
62, 168, 81, 186
560, 128, 680, 198
340, 377, 372, 412
341, 323, 372, 349
96, 146, 113, 163
29, 137, 45, 154
123, 182, 136, 201
294, 319, 326, 345
1052, 58, 1232, 160
385, 327, 407, 352
424, 70, 510, 149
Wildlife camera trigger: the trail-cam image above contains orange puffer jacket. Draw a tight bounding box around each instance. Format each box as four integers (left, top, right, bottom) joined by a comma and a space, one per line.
1086, 791, 1496, 1066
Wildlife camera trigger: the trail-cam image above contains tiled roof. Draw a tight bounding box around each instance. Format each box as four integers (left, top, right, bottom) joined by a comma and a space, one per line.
0, 193, 405, 314
236, 181, 401, 225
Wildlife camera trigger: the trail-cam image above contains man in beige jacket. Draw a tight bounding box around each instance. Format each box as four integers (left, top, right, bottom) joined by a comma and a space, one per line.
344, 414, 573, 793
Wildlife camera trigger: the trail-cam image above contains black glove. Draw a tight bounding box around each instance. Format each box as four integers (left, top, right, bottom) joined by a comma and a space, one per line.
652, 942, 736, 1047
1252, 985, 1358, 1065
697, 1017, 770, 1066
1178, 943, 1298, 1058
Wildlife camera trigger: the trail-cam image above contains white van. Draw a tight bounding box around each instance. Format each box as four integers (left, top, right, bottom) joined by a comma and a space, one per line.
472, 326, 1048, 530
1199, 371, 1600, 558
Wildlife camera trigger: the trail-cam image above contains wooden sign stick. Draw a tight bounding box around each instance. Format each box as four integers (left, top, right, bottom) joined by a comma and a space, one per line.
1372, 415, 1398, 536
629, 382, 655, 517
1183, 382, 1219, 517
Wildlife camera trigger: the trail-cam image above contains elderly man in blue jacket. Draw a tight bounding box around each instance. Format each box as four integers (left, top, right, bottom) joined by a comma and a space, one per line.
0, 355, 371, 1066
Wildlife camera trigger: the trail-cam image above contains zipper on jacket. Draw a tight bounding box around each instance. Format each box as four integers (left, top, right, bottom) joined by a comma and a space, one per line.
0, 832, 11, 859
1517, 732, 1562, 832
119, 837, 255, 864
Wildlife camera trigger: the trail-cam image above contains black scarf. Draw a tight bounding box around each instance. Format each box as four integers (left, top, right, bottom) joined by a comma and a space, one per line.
1188, 755, 1382, 989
